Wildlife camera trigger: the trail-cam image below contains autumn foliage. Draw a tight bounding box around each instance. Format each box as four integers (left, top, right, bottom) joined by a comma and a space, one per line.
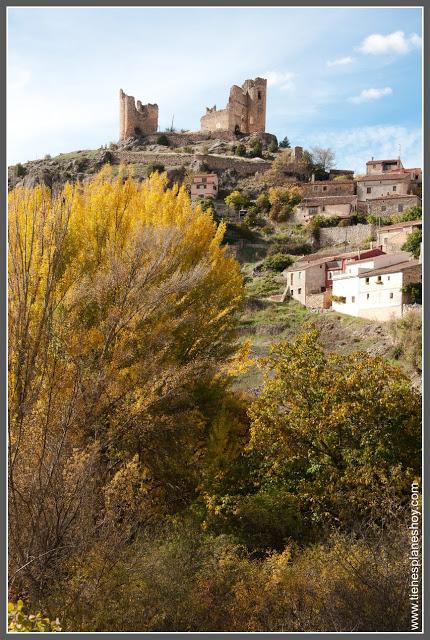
8, 167, 421, 632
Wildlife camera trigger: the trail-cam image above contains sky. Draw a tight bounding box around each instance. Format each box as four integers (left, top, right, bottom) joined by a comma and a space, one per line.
7, 7, 423, 173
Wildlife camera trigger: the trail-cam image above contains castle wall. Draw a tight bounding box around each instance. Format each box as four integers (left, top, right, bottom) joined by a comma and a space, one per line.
119, 89, 158, 141
200, 108, 230, 132
200, 77, 267, 134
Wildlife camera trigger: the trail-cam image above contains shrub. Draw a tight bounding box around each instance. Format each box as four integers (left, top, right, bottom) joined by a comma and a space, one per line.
402, 282, 422, 305
261, 253, 294, 272
401, 229, 422, 258
249, 138, 263, 158
15, 162, 26, 177
268, 140, 278, 153
388, 311, 422, 371
146, 162, 165, 176
331, 294, 346, 303
183, 146, 193, 154
44, 154, 52, 160
8, 600, 61, 632
157, 134, 170, 146
268, 185, 302, 222
225, 190, 250, 211
255, 191, 271, 213
235, 143, 246, 157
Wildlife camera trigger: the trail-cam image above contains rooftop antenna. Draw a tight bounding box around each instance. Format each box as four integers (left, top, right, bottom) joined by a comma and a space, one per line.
398, 143, 401, 160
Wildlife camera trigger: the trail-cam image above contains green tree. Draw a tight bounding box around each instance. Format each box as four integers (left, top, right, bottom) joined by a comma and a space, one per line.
225, 190, 251, 211
395, 206, 422, 222
279, 136, 291, 149
268, 185, 302, 222
401, 229, 422, 258
248, 329, 421, 526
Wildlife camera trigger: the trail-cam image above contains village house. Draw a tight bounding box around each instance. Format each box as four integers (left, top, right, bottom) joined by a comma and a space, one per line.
294, 195, 358, 224
191, 174, 219, 201
331, 252, 421, 321
282, 248, 385, 308
366, 157, 403, 174
376, 219, 422, 253
356, 172, 412, 202
365, 194, 421, 217
301, 180, 355, 198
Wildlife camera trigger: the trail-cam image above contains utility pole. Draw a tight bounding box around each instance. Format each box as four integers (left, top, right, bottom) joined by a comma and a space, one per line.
170, 114, 175, 132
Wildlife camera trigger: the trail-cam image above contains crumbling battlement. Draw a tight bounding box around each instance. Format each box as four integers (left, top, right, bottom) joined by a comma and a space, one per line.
119, 89, 158, 141
200, 78, 267, 135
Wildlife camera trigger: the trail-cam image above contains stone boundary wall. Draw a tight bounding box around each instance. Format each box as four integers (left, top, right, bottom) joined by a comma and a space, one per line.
305, 293, 325, 309
319, 224, 375, 247
113, 151, 272, 178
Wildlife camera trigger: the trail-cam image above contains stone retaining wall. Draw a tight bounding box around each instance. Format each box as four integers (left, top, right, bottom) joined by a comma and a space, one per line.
113, 151, 272, 178
319, 224, 375, 247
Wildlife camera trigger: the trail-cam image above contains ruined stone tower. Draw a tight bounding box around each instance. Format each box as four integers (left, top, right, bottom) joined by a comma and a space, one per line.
200, 78, 267, 135
119, 89, 158, 141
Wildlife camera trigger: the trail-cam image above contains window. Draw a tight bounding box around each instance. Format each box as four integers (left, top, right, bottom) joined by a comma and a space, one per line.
365, 277, 370, 284
322, 206, 325, 212
398, 205, 403, 212
323, 186, 327, 191
321, 286, 326, 293
381, 206, 386, 212
202, 177, 207, 183
387, 276, 390, 281
309, 207, 318, 215
367, 293, 370, 299
383, 237, 388, 245
298, 288, 302, 294
291, 290, 294, 296
390, 292, 394, 299
377, 275, 382, 283
298, 272, 301, 279
351, 296, 355, 303
328, 272, 332, 279
291, 274, 294, 284
367, 187, 371, 194
213, 185, 216, 190
393, 185, 396, 192
258, 91, 262, 100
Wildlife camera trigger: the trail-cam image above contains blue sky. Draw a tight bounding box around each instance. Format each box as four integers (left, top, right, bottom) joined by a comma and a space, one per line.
8, 7, 422, 173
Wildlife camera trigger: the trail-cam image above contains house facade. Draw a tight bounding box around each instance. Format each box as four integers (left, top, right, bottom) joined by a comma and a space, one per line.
282, 248, 385, 308
191, 174, 219, 200
331, 253, 421, 321
376, 219, 422, 253
294, 195, 358, 224
365, 194, 421, 217
356, 173, 411, 202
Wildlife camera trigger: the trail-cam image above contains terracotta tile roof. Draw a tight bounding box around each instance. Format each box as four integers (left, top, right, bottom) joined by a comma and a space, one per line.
284, 249, 381, 273
357, 173, 410, 182
368, 195, 420, 201
379, 219, 422, 231
358, 260, 421, 278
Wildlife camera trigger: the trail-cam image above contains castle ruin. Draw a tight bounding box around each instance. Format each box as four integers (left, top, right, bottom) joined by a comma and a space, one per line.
119, 89, 158, 141
200, 78, 267, 135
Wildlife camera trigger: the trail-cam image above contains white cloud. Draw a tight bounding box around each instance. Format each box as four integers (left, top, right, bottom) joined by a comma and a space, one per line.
264, 70, 295, 92
327, 56, 354, 67
358, 31, 422, 55
349, 87, 392, 104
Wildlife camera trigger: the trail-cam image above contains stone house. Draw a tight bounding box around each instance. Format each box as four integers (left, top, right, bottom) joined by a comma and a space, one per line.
356, 173, 412, 202
365, 194, 421, 217
191, 174, 219, 200
294, 195, 358, 224
376, 219, 422, 253
366, 157, 403, 174
282, 248, 385, 308
331, 253, 421, 321
301, 180, 355, 198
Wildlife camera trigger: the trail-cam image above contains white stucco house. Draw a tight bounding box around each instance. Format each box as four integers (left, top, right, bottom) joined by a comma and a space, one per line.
331, 252, 421, 321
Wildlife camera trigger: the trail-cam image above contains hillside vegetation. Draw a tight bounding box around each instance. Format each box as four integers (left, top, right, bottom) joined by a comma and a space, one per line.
8, 166, 421, 632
